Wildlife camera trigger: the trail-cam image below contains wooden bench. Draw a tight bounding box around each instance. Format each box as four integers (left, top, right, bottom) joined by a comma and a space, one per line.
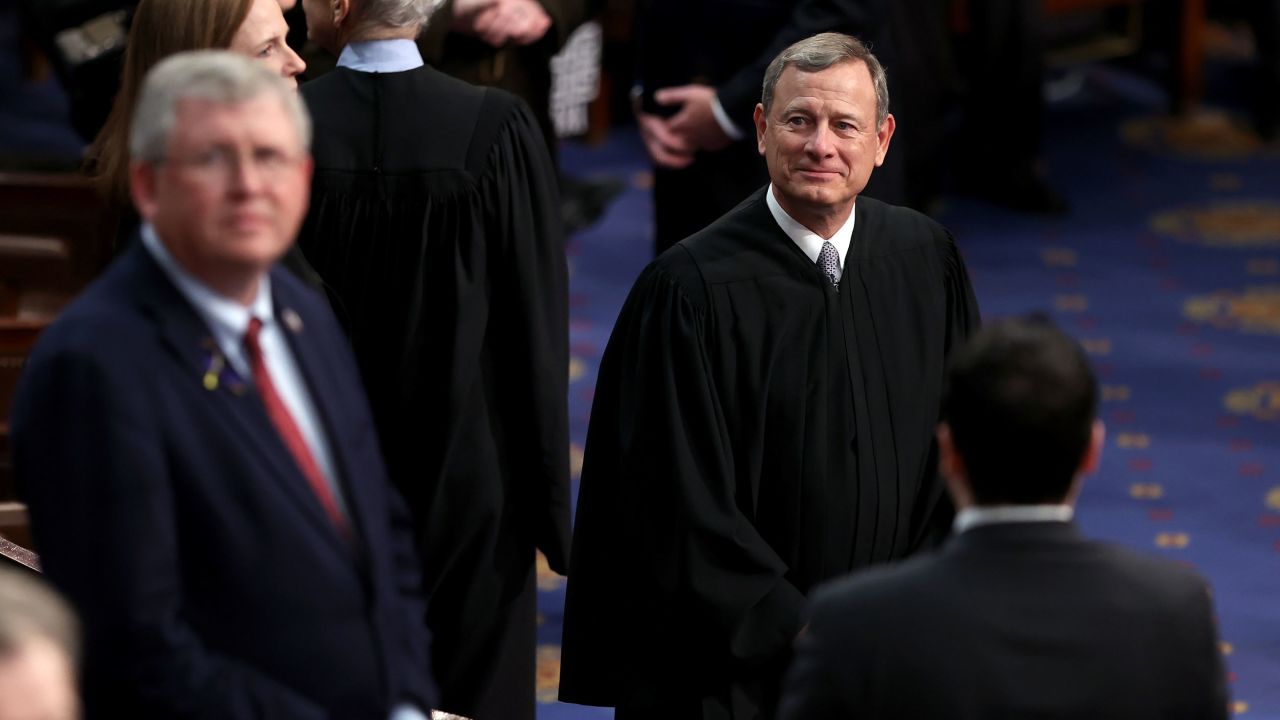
0, 172, 116, 289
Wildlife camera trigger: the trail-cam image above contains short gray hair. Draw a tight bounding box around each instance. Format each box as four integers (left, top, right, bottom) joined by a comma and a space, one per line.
0, 569, 79, 666
353, 0, 444, 34
761, 32, 890, 128
129, 50, 311, 163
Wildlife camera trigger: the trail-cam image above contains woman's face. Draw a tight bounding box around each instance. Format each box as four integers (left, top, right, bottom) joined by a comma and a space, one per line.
229, 0, 306, 87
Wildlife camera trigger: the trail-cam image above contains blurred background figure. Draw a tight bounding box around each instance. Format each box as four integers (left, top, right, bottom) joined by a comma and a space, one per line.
85, 0, 305, 215
73, 0, 322, 291
0, 569, 79, 720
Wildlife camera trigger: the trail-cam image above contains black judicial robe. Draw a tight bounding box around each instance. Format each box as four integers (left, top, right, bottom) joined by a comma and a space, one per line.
559, 189, 980, 715
297, 66, 570, 720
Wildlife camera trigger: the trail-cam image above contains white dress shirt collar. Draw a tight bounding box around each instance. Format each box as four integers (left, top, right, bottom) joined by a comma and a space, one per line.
953, 504, 1075, 534
337, 39, 424, 73
765, 184, 856, 281
140, 223, 272, 376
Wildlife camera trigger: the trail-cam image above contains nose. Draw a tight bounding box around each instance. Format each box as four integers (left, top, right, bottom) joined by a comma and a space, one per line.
228, 154, 266, 194
283, 45, 306, 81
805, 122, 834, 158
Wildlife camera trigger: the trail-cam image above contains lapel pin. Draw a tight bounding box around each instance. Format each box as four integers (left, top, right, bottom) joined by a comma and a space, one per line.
282, 308, 304, 334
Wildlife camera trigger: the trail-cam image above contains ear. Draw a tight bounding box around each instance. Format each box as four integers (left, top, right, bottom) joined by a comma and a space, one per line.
333, 0, 350, 26
1079, 420, 1105, 476
873, 113, 895, 167
754, 103, 767, 157
1063, 420, 1105, 505
129, 160, 161, 222
936, 423, 974, 509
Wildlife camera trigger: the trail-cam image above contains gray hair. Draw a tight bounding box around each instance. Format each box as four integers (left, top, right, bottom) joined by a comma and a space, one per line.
129, 50, 311, 163
761, 32, 890, 128
0, 569, 80, 666
352, 0, 445, 35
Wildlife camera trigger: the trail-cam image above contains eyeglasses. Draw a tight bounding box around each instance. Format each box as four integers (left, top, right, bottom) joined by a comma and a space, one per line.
160, 146, 304, 183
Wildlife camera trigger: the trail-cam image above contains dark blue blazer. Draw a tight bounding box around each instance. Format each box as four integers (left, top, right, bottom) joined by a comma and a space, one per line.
778, 522, 1229, 720
12, 243, 437, 719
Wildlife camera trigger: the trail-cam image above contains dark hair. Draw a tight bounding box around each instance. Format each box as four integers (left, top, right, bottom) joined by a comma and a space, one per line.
85, 0, 253, 208
942, 315, 1098, 505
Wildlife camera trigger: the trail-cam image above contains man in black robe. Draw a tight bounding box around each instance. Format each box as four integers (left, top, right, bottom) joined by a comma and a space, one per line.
295, 1, 570, 718
560, 33, 980, 719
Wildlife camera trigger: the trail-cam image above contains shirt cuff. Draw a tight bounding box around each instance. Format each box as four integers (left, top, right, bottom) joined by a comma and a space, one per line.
710, 93, 746, 141
388, 705, 430, 720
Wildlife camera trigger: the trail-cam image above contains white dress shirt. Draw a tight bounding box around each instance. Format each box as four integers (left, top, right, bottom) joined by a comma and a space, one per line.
765, 184, 856, 282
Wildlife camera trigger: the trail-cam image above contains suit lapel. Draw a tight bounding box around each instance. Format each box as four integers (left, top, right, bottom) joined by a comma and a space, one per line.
270, 273, 371, 551
131, 247, 354, 556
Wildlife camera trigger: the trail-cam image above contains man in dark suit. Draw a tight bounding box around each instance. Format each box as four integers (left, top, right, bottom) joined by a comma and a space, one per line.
778, 316, 1230, 720
11, 51, 437, 719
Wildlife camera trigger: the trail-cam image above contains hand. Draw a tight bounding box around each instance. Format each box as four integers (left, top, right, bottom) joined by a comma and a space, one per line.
635, 107, 694, 169
654, 84, 733, 153
456, 0, 551, 47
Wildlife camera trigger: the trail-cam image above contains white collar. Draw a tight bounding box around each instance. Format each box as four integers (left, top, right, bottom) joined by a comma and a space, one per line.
337, 39, 424, 73
765, 184, 855, 269
140, 223, 274, 355
953, 504, 1075, 534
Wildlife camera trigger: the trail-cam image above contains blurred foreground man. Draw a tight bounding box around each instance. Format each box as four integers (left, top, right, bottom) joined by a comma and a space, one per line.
13, 52, 436, 719
561, 33, 979, 719
779, 317, 1229, 720
297, 1, 569, 717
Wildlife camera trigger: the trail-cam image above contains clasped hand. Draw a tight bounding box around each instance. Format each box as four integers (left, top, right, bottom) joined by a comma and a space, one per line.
636, 84, 733, 169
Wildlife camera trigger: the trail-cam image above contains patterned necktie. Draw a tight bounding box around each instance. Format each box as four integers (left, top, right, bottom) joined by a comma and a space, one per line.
244, 317, 348, 536
818, 240, 840, 289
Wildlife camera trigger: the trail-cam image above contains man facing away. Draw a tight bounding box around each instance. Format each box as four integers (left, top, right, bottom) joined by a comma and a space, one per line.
561, 33, 980, 719
297, 2, 569, 718
12, 51, 437, 719
779, 316, 1230, 720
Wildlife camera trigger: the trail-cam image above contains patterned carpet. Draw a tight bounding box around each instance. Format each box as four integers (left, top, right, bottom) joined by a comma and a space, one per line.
542, 66, 1280, 718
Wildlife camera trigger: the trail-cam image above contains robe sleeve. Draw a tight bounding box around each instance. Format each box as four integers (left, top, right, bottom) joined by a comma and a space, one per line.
479, 99, 573, 573
909, 231, 982, 552
565, 257, 805, 697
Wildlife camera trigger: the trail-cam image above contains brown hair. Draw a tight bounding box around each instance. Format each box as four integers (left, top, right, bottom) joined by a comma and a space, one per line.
86, 0, 253, 208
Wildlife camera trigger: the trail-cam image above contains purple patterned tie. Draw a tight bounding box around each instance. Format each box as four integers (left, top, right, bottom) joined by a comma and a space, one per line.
818, 240, 840, 289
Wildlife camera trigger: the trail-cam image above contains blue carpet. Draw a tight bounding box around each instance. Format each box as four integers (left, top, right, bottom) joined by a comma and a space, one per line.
544, 67, 1280, 718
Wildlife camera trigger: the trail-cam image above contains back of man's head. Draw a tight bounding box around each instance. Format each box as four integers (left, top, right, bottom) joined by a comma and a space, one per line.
0, 569, 80, 720
942, 316, 1098, 505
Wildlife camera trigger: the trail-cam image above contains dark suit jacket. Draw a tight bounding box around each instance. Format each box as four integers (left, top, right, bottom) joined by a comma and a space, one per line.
12, 243, 437, 719
779, 521, 1229, 720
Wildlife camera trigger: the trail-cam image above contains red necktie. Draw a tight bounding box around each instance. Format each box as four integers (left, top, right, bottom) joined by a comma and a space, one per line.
244, 317, 348, 535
